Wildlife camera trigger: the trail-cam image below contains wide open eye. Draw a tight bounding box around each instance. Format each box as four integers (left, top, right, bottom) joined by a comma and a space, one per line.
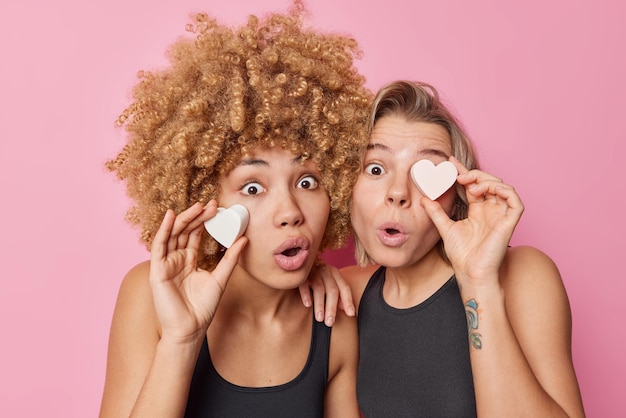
241, 181, 266, 196
297, 175, 319, 190
364, 163, 385, 176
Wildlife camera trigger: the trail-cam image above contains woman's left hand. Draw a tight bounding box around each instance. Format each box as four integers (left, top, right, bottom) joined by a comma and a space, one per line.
298, 263, 356, 326
422, 157, 524, 286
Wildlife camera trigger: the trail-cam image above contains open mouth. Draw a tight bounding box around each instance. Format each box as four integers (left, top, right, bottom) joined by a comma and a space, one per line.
377, 222, 408, 247
281, 247, 301, 257
274, 238, 310, 271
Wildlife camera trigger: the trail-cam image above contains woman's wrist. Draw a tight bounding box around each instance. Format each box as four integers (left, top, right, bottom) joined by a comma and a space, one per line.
455, 270, 502, 292
158, 328, 206, 351
154, 334, 204, 369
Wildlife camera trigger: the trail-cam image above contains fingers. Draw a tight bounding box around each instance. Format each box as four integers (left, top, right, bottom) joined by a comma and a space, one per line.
421, 197, 454, 235
458, 169, 502, 206
451, 156, 501, 185
165, 202, 202, 252
309, 273, 327, 323
165, 201, 217, 253
468, 181, 523, 213
449, 157, 488, 205
152, 209, 176, 262
306, 265, 355, 326
298, 282, 313, 308
151, 201, 219, 272
449, 156, 469, 176
329, 267, 356, 318
186, 203, 214, 251
320, 273, 339, 326
451, 158, 522, 212
150, 202, 216, 286
211, 236, 248, 291
492, 185, 524, 217
150, 209, 189, 288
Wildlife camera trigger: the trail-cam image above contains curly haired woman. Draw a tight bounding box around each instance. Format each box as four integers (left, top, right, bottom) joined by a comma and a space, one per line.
99, 2, 371, 417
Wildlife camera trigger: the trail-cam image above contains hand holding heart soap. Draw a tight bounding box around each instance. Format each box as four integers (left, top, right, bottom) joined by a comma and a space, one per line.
410, 160, 458, 200
204, 204, 249, 248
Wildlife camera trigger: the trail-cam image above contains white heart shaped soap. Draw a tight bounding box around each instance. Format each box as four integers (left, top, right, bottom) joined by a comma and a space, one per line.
410, 160, 458, 200
204, 204, 249, 248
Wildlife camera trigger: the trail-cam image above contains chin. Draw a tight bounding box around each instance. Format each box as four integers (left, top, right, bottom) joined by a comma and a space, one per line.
371, 250, 413, 269
269, 270, 310, 290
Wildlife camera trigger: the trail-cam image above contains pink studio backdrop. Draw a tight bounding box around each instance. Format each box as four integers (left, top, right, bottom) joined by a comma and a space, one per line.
0, 0, 623, 416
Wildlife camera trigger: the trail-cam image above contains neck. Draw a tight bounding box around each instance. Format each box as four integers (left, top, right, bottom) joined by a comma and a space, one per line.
383, 247, 454, 308
219, 264, 304, 321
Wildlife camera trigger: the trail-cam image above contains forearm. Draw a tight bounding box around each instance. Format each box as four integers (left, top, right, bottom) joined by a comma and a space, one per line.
461, 282, 570, 417
130, 338, 202, 418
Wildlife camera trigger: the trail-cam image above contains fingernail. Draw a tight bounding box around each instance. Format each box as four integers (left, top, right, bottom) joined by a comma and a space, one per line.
316, 311, 324, 322
325, 316, 335, 327
347, 307, 356, 316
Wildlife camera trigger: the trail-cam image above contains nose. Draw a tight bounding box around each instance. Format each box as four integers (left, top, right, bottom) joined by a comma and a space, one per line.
274, 192, 304, 228
386, 173, 411, 208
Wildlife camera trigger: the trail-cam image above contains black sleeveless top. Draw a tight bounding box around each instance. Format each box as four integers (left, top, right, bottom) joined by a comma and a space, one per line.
357, 266, 477, 418
184, 313, 331, 417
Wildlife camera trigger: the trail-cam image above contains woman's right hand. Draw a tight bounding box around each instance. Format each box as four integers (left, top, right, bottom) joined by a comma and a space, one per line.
149, 201, 247, 344
422, 158, 523, 286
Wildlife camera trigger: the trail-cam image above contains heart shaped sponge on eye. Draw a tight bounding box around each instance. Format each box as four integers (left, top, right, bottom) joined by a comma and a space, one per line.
204, 204, 249, 248
410, 160, 458, 200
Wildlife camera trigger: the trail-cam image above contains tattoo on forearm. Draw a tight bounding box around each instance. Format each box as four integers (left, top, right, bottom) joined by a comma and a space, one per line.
465, 299, 482, 349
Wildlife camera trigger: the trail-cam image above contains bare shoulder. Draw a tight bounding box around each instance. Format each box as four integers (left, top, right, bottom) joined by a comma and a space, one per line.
326, 309, 360, 417
110, 261, 160, 330
100, 260, 160, 417
500, 245, 573, 350
500, 245, 567, 298
499, 247, 585, 416
328, 309, 358, 374
111, 259, 161, 348
328, 306, 358, 379
502, 245, 559, 273
330, 308, 358, 345
499, 245, 571, 323
116, 260, 152, 301
340, 263, 379, 308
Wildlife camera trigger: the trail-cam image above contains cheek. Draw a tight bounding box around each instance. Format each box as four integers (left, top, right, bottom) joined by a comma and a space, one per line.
241, 219, 263, 247
351, 181, 379, 227
311, 209, 330, 232
303, 194, 331, 227
351, 179, 371, 206
438, 188, 457, 215
241, 201, 273, 233
349, 201, 368, 237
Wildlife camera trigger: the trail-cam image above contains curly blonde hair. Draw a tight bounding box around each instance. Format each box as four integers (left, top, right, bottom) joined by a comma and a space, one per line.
107, 1, 372, 269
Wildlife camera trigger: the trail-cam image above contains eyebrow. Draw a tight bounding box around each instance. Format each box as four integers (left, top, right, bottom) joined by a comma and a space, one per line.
366, 143, 393, 153
237, 158, 269, 167
420, 149, 450, 159
236, 155, 306, 167
367, 143, 450, 159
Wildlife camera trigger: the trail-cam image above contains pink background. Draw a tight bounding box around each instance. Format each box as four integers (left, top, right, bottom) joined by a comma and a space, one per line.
0, 0, 623, 416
